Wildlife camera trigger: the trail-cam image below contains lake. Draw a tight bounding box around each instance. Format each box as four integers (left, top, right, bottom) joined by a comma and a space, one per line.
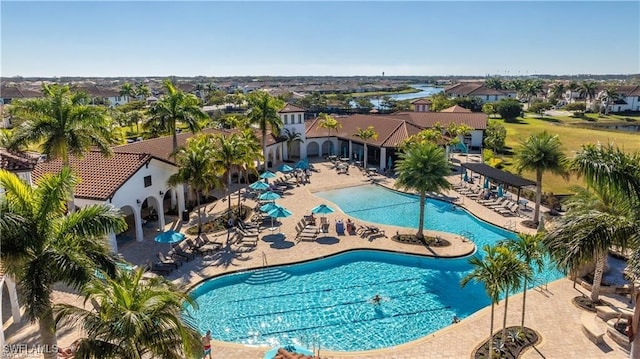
353, 84, 443, 109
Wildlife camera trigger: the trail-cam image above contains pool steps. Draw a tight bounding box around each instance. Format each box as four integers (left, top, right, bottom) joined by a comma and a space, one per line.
245, 268, 291, 285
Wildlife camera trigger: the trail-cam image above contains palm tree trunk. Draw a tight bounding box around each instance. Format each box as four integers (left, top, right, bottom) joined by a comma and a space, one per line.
261, 129, 267, 170
501, 291, 509, 346
363, 143, 368, 168
227, 171, 232, 215
39, 308, 58, 359
417, 192, 425, 239
534, 169, 542, 224
196, 190, 202, 235
591, 250, 606, 303
488, 303, 495, 356
521, 277, 528, 330
172, 133, 178, 152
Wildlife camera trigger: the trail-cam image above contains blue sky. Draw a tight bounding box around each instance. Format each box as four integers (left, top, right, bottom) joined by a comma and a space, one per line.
1, 1, 639, 77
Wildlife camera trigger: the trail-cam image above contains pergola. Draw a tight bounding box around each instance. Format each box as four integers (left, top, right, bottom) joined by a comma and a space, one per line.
461, 162, 536, 201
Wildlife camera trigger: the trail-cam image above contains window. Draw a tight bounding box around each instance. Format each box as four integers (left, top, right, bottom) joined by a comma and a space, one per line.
298, 114, 302, 123
284, 114, 288, 124
144, 175, 152, 187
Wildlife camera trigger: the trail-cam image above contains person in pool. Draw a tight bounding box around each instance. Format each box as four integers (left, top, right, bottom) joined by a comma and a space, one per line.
201, 330, 212, 359
371, 294, 382, 305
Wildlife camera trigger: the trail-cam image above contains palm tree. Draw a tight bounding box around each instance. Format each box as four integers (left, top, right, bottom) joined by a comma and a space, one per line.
146, 79, 208, 151
119, 82, 136, 103
135, 83, 151, 101
352, 126, 378, 169
211, 133, 245, 214
394, 141, 451, 240
235, 129, 262, 209
460, 245, 505, 356
168, 135, 221, 235
545, 186, 637, 302
550, 82, 565, 101
515, 131, 569, 224
502, 233, 544, 330
317, 113, 342, 156
0, 168, 126, 359
55, 268, 202, 359
247, 91, 284, 169
494, 245, 530, 348
602, 86, 620, 115
282, 128, 303, 160
579, 81, 598, 103
7, 83, 116, 168
523, 79, 543, 105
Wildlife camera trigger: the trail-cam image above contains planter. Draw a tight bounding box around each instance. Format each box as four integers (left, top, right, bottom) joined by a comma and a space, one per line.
606, 318, 631, 350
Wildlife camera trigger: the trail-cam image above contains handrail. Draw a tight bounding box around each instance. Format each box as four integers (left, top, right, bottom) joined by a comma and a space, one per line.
262, 251, 268, 266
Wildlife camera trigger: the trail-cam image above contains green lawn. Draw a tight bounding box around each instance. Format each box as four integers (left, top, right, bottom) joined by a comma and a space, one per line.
498, 115, 640, 195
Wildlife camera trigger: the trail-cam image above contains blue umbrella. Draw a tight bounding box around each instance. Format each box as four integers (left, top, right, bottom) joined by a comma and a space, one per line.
294, 159, 309, 170
259, 191, 281, 201
483, 177, 490, 189
263, 345, 313, 359
267, 206, 292, 232
497, 184, 504, 197
259, 171, 276, 179
260, 202, 281, 213
249, 180, 270, 190
277, 163, 294, 173
311, 203, 334, 215
456, 142, 468, 153
387, 156, 393, 169
463, 171, 469, 182
154, 230, 185, 250
358, 148, 363, 161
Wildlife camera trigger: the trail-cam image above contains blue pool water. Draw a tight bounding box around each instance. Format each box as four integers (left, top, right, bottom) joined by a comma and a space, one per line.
187, 185, 562, 351
188, 250, 490, 351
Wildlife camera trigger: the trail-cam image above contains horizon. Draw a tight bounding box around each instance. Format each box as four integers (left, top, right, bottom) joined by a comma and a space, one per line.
2, 1, 639, 77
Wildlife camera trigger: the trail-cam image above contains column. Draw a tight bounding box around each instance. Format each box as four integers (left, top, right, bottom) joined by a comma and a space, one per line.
176, 184, 185, 215
348, 141, 353, 161
156, 196, 165, 230
134, 208, 144, 242
5, 276, 21, 322
379, 147, 387, 171
170, 189, 177, 210
107, 232, 118, 253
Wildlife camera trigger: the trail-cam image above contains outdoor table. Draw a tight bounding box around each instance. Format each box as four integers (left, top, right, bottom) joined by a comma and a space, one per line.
518, 199, 529, 209
355, 161, 362, 167
340, 157, 350, 162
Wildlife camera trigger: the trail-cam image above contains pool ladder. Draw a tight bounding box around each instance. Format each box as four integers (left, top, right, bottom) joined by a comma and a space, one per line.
262, 251, 268, 266
460, 230, 475, 243
504, 220, 516, 231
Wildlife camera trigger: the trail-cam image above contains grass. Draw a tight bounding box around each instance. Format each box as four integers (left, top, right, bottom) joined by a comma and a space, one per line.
497, 114, 640, 195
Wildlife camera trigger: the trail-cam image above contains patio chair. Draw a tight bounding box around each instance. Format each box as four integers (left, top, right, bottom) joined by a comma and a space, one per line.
145, 259, 173, 275
170, 244, 195, 261
296, 230, 318, 242
497, 202, 520, 217
238, 227, 259, 238
320, 217, 330, 233
487, 200, 514, 210
478, 197, 506, 206
300, 219, 319, 232
335, 220, 345, 235
189, 237, 220, 255
157, 252, 181, 268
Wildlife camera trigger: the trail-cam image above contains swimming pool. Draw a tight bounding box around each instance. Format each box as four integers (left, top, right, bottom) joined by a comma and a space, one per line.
188, 250, 491, 351
187, 184, 562, 351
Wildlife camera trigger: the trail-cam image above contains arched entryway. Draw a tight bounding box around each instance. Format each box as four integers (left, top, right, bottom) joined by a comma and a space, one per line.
321, 140, 334, 156
306, 141, 320, 157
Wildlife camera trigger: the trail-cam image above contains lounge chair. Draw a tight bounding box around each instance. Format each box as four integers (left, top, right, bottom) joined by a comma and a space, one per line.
299, 219, 319, 232
478, 197, 505, 206
170, 244, 195, 261
237, 227, 259, 238
189, 237, 220, 255
496, 202, 519, 216
157, 252, 181, 268
320, 217, 330, 233
146, 259, 173, 275
335, 220, 345, 235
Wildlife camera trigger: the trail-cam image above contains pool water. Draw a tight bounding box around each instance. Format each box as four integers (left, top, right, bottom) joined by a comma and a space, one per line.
188, 250, 490, 351
187, 184, 563, 351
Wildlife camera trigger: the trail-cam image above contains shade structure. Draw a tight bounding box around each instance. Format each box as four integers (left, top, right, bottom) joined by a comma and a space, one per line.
311, 203, 335, 215
249, 180, 270, 190
259, 171, 277, 179
267, 206, 292, 232
497, 184, 504, 197
263, 345, 313, 359
277, 163, 294, 173
154, 230, 185, 250
260, 202, 281, 213
259, 191, 281, 201
294, 159, 309, 170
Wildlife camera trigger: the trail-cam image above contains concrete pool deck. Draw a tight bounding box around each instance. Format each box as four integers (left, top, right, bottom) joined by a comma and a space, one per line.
3, 157, 631, 358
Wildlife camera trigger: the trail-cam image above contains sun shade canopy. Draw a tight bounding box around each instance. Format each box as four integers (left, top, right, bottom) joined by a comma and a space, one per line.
461, 163, 536, 188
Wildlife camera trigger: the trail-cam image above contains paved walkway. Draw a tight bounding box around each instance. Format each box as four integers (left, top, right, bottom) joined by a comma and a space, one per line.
3, 157, 631, 359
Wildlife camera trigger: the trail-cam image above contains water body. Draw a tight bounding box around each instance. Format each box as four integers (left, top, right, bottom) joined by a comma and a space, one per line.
353, 84, 443, 109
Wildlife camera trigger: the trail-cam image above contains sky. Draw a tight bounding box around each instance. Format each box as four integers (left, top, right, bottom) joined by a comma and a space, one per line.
1, 1, 639, 77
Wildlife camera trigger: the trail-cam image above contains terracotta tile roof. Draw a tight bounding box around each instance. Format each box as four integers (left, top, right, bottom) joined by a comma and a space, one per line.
305, 114, 422, 148
441, 105, 472, 113
279, 103, 306, 113
410, 98, 432, 104
74, 84, 119, 98
32, 151, 153, 200
389, 112, 488, 130
0, 148, 39, 172
0, 86, 42, 99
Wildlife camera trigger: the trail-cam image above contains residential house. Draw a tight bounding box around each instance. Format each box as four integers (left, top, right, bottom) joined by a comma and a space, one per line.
0, 85, 41, 105
75, 84, 129, 107
445, 83, 516, 103
411, 98, 432, 112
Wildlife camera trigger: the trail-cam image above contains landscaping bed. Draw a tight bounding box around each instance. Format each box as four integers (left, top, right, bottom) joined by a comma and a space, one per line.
391, 234, 451, 247
185, 204, 252, 235
474, 326, 539, 359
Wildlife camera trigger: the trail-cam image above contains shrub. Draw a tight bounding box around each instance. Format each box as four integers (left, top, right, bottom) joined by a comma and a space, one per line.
572, 111, 584, 118
563, 102, 586, 111
495, 99, 523, 122
528, 101, 552, 114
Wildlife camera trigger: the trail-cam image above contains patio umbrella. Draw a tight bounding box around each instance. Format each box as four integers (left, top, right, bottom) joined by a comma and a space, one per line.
249, 180, 270, 191
387, 156, 393, 170
483, 177, 490, 189
295, 159, 309, 170
497, 184, 504, 197
259, 171, 277, 182
277, 163, 294, 173
259, 191, 281, 201
463, 171, 469, 182
267, 206, 292, 232
154, 230, 185, 250
260, 202, 281, 213
311, 203, 335, 216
